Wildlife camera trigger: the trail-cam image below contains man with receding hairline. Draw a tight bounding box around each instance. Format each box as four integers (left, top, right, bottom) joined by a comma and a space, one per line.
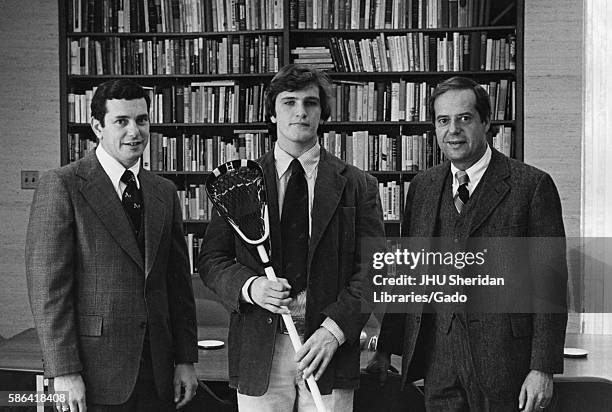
368, 76, 567, 412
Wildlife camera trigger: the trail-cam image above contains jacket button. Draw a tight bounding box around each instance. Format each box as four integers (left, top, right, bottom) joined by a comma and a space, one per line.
416, 316, 421, 322
139, 321, 147, 329
267, 317, 272, 324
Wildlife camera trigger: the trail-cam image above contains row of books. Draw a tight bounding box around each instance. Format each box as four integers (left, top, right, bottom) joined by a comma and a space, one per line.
177, 178, 406, 231
175, 168, 425, 225
68, 78, 513, 124
323, 127, 511, 171
68, 129, 442, 173
69, 35, 282, 75
321, 130, 445, 171
379, 180, 408, 220
151, 81, 268, 124
329, 80, 430, 122
181, 179, 406, 266
290, 0, 498, 30
323, 32, 515, 73
68, 133, 98, 163
68, 0, 284, 33
178, 185, 214, 220
68, 126, 511, 173
143, 131, 274, 171
327, 79, 514, 122
67, 32, 513, 76
181, 180, 405, 224
291, 47, 336, 70
69, 81, 268, 124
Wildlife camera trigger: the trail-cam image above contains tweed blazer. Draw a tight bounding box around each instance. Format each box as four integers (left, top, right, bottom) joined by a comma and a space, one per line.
25, 153, 197, 405
198, 148, 385, 396
378, 148, 568, 401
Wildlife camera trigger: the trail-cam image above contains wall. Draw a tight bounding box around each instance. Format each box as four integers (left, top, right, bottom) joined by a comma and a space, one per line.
0, 1, 59, 338
524, 0, 583, 238
0, 1, 585, 337
524, 0, 583, 332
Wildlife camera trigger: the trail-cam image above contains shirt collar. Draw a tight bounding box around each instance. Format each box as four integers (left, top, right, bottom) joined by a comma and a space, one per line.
274, 142, 321, 179
96, 145, 141, 190
450, 144, 491, 189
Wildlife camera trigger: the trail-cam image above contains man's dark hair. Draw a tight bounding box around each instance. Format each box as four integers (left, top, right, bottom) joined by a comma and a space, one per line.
91, 79, 151, 126
429, 76, 491, 124
265, 64, 332, 122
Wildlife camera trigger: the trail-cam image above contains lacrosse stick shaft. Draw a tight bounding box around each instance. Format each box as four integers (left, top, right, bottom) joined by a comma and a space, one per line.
257, 245, 327, 412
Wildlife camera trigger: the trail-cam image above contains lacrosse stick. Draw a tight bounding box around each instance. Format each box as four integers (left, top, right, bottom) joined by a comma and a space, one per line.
206, 159, 326, 412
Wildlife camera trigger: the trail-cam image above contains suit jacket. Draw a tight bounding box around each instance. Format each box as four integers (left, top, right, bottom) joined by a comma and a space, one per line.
198, 148, 385, 396
378, 148, 568, 401
25, 153, 197, 405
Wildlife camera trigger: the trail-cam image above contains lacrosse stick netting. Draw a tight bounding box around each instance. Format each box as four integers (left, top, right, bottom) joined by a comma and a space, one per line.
205, 159, 326, 412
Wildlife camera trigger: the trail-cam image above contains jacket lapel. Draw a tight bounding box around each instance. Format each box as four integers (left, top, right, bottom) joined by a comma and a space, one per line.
260, 151, 282, 272
464, 148, 510, 236
77, 154, 144, 271
417, 163, 449, 237
309, 149, 346, 267
139, 170, 166, 278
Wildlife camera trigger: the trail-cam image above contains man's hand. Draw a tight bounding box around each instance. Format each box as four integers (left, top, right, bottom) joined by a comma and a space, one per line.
52, 373, 86, 412
174, 363, 198, 409
295, 327, 339, 380
364, 350, 392, 387
518, 369, 553, 411
250, 276, 292, 314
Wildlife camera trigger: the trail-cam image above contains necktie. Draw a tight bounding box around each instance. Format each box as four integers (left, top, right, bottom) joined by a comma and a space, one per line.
281, 159, 309, 296
454, 170, 470, 214
121, 170, 143, 234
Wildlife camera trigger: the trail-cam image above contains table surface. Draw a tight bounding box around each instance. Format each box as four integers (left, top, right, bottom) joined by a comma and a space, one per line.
1, 328, 611, 384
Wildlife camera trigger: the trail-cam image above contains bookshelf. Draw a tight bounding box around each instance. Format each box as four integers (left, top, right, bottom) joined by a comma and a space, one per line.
58, 0, 523, 261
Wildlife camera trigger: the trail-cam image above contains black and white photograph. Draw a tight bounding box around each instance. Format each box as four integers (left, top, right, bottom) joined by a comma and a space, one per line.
0, 1, 610, 411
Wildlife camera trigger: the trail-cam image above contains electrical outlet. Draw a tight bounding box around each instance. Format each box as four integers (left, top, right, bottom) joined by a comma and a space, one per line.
21, 170, 40, 190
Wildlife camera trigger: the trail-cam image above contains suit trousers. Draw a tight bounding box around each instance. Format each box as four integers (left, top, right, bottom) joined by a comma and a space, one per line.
423, 314, 518, 412
88, 336, 174, 412
237, 334, 354, 412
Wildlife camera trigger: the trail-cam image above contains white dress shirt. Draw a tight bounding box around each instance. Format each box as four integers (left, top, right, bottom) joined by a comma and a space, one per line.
450, 144, 492, 197
95, 145, 141, 200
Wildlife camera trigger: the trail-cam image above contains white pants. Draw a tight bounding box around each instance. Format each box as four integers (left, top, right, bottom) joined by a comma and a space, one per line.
237, 334, 354, 412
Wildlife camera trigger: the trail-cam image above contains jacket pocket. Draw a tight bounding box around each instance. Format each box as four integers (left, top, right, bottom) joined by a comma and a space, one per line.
77, 314, 103, 336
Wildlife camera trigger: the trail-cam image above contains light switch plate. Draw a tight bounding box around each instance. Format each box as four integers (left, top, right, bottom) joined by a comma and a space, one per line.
21, 170, 40, 189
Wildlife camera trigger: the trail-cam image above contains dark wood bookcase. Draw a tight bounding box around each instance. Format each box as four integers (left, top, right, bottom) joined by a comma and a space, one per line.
58, 0, 524, 243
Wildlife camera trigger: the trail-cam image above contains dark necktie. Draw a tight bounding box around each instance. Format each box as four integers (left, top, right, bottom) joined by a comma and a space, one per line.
454, 170, 470, 214
281, 159, 309, 296
121, 170, 143, 234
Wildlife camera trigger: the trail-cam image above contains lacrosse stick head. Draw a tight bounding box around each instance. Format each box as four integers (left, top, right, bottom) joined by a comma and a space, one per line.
205, 159, 269, 246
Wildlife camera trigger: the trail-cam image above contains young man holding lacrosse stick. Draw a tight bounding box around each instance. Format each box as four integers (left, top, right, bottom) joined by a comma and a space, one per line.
198, 64, 385, 411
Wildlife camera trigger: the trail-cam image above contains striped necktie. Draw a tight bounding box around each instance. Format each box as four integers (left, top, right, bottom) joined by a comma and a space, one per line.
454, 170, 470, 214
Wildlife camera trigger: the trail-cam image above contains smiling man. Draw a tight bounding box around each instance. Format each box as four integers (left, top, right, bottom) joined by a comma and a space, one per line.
26, 79, 198, 412
198, 64, 385, 411
368, 76, 567, 412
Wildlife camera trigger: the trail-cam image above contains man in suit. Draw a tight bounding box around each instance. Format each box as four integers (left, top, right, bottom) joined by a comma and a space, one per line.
198, 64, 385, 411
368, 77, 567, 412
26, 79, 198, 411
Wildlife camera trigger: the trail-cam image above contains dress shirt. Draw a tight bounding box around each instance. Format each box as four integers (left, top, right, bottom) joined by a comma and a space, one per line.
450, 144, 492, 198
96, 145, 141, 200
